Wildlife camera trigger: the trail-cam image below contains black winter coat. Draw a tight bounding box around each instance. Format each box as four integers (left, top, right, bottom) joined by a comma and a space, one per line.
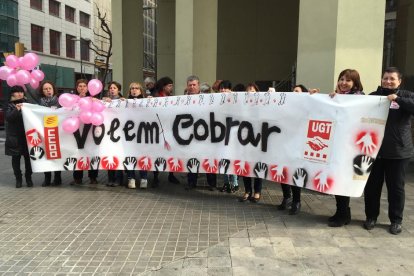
5, 98, 29, 156
371, 87, 414, 159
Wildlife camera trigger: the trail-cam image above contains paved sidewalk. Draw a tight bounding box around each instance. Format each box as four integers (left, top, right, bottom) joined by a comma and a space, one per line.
0, 142, 413, 275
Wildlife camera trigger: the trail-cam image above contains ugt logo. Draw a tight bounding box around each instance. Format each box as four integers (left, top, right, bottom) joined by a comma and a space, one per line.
304, 120, 334, 163
43, 115, 62, 159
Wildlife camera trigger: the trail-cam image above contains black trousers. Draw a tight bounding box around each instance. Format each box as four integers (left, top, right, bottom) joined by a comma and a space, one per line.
335, 195, 350, 213
281, 184, 301, 203
44, 171, 61, 180
364, 158, 410, 224
242, 177, 262, 194
187, 173, 216, 187
11, 154, 32, 179
73, 170, 99, 180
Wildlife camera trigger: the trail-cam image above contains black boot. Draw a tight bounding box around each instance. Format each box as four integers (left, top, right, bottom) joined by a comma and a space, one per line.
42, 173, 52, 187
26, 176, 33, 187
16, 177, 23, 188
289, 201, 301, 215
328, 209, 340, 222
153, 173, 159, 188
277, 197, 292, 210
328, 207, 351, 227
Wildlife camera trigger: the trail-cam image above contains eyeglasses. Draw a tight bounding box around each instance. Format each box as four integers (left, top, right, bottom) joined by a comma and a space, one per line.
130, 87, 141, 90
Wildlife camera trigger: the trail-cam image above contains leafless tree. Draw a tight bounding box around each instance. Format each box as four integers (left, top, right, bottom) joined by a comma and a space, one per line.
90, 3, 112, 85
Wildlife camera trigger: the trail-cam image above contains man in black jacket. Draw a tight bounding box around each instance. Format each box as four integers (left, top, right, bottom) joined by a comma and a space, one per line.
364, 67, 414, 235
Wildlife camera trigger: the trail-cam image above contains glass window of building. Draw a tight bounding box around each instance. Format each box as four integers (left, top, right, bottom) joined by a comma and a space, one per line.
66, 34, 75, 58
49, 0, 60, 17
31, 24, 44, 52
50, 30, 61, 55
65, 5, 75, 22
79, 11, 90, 28
30, 0, 42, 11
80, 39, 90, 61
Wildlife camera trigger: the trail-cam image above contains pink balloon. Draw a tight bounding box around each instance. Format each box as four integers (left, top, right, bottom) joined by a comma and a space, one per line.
22, 53, 39, 71
78, 97, 93, 111
90, 112, 104, 126
88, 79, 103, 96
0, 66, 15, 80
62, 117, 80, 133
70, 94, 80, 103
58, 93, 77, 108
31, 70, 45, 82
79, 110, 93, 124
6, 74, 17, 87
18, 57, 24, 68
15, 70, 31, 85
5, 55, 19, 69
91, 101, 105, 112
29, 78, 39, 89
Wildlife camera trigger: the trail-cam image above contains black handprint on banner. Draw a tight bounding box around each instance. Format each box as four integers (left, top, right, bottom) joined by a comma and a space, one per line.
90, 156, 101, 170
123, 157, 137, 170
29, 146, 45, 160
186, 158, 200, 173
232, 93, 238, 103
63, 158, 77, 171
154, 157, 167, 172
353, 155, 374, 175
254, 162, 268, 179
218, 159, 230, 174
292, 168, 308, 187
220, 94, 226, 105
198, 94, 204, 105
264, 92, 270, 105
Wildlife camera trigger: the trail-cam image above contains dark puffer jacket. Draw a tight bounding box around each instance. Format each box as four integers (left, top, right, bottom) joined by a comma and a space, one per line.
370, 87, 414, 159
5, 98, 29, 156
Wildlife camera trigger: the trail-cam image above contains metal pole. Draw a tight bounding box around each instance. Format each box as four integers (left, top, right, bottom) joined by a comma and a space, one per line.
80, 28, 83, 79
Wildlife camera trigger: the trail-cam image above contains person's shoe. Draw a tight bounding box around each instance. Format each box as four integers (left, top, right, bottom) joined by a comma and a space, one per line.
128, 179, 136, 189
363, 218, 377, 230
250, 193, 261, 203
328, 210, 340, 222
89, 178, 98, 184
389, 223, 402, 235
140, 179, 148, 189
238, 192, 251, 202
74, 178, 82, 185
277, 197, 292, 210
233, 185, 239, 192
328, 207, 351, 227
168, 174, 180, 184
16, 179, 23, 188
289, 202, 301, 215
26, 178, 33, 187
220, 184, 228, 192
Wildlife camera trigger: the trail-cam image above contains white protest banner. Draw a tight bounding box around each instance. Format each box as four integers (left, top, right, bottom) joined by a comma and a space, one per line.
22, 92, 390, 197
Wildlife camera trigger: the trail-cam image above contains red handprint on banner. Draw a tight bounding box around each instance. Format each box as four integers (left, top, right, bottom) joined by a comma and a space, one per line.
270, 165, 288, 183
77, 157, 90, 170
138, 156, 152, 170
102, 156, 119, 170
203, 159, 218, 173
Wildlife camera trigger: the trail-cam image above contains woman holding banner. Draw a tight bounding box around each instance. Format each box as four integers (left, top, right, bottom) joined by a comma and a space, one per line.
364, 67, 414, 235
38, 81, 62, 186
73, 79, 99, 185
328, 69, 364, 227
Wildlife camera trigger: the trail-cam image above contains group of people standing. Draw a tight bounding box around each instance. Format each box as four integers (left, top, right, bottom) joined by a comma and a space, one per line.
4, 66, 413, 235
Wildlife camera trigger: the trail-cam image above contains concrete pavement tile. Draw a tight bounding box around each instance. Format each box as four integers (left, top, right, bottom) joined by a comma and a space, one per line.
207, 256, 231, 268
273, 246, 297, 259
332, 236, 358, 247
252, 247, 275, 258
249, 237, 271, 247
269, 237, 294, 247
207, 267, 232, 275
232, 266, 250, 276
181, 267, 208, 276
207, 246, 230, 257
229, 238, 250, 247
182, 257, 207, 268
317, 246, 341, 256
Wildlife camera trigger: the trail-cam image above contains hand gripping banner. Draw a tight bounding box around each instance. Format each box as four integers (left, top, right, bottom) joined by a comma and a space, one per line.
22, 92, 390, 197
